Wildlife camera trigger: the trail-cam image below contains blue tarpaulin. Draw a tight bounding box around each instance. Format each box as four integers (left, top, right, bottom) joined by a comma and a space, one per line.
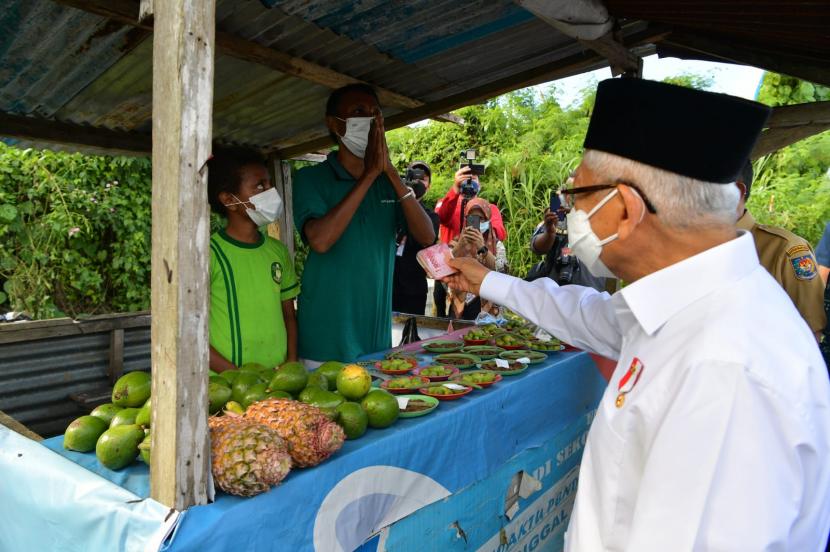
36, 349, 604, 552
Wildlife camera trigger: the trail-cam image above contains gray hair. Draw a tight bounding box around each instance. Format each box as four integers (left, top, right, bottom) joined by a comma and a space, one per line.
581, 149, 739, 228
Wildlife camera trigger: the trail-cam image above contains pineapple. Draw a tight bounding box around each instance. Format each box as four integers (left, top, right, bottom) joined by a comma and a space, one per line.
245, 399, 346, 467
208, 416, 292, 497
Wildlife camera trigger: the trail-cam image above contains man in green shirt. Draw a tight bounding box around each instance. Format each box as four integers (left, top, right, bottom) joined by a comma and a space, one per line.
293, 84, 436, 363
207, 148, 300, 372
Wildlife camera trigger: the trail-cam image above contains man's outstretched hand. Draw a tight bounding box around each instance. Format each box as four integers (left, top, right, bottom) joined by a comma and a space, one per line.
442, 256, 491, 296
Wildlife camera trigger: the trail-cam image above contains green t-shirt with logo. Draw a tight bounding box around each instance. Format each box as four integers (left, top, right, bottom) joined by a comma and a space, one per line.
293, 151, 404, 362
209, 229, 300, 368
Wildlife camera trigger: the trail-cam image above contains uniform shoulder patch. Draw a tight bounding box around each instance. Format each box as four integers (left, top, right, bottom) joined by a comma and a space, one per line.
787, 244, 818, 280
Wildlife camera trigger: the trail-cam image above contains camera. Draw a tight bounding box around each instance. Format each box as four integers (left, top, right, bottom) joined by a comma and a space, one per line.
459, 149, 484, 199
555, 243, 580, 285
404, 167, 427, 199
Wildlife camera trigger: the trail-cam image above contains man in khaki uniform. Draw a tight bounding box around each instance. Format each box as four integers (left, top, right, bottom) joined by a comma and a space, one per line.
737, 163, 826, 339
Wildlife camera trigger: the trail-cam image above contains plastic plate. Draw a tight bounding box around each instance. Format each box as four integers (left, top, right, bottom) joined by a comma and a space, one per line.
460, 345, 504, 360
418, 384, 473, 401
480, 360, 529, 376
433, 353, 482, 370
381, 376, 431, 394
411, 365, 460, 381
397, 394, 439, 418
375, 357, 418, 375
498, 350, 547, 364
449, 370, 503, 388
421, 339, 465, 354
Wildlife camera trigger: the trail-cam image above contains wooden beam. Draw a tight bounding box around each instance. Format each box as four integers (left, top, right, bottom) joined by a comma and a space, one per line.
272, 26, 663, 157
766, 101, 830, 128
266, 155, 295, 259
0, 111, 150, 155
0, 312, 150, 345
275, 49, 609, 158
432, 113, 466, 126
660, 31, 830, 87
52, 0, 423, 111
149, 0, 214, 509
752, 123, 830, 159
0, 410, 43, 442
107, 329, 125, 385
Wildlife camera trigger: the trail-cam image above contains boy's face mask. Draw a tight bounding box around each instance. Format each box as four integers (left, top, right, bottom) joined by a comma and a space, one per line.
225, 187, 283, 227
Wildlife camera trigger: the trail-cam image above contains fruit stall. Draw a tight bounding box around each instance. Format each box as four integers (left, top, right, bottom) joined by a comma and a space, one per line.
2, 322, 609, 551
1, 2, 825, 551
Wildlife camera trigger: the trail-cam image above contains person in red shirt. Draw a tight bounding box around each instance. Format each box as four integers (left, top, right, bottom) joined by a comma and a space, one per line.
435, 167, 506, 243
432, 166, 506, 317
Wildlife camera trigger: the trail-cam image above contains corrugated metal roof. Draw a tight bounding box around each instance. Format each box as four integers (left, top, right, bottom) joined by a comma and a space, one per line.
0, 0, 826, 155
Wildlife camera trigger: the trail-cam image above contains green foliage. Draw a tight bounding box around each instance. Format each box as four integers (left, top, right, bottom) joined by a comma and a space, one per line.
758, 73, 830, 106
388, 88, 592, 276
0, 144, 152, 318
661, 72, 715, 91
2, 71, 826, 319
749, 72, 830, 244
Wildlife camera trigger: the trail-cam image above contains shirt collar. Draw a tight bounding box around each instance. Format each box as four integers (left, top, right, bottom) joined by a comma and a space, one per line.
736, 209, 756, 231
618, 230, 759, 336
327, 150, 354, 181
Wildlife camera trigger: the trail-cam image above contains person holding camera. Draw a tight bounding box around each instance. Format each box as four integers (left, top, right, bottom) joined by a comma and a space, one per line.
433, 163, 507, 317
526, 184, 607, 291
436, 166, 507, 244
445, 198, 507, 320
392, 161, 440, 315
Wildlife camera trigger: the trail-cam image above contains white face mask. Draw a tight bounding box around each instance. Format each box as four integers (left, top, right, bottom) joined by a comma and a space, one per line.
226, 187, 283, 227
480, 220, 491, 233
566, 189, 620, 279
336, 116, 373, 158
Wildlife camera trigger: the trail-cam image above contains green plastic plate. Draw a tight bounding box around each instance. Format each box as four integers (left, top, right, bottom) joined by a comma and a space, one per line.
397, 394, 439, 418
498, 350, 547, 364
433, 353, 481, 369
461, 345, 504, 360
421, 340, 464, 353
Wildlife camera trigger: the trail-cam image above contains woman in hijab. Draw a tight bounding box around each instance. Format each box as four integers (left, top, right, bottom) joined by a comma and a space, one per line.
447, 197, 508, 319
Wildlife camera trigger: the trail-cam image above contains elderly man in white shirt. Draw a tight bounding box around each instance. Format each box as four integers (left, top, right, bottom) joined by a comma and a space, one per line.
445, 78, 830, 551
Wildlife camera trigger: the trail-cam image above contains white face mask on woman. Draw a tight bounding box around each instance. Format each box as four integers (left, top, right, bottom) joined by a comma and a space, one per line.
226, 187, 283, 227
336, 116, 373, 158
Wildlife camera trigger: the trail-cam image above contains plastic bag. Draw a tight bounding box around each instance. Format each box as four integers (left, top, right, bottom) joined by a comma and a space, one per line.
398, 316, 421, 346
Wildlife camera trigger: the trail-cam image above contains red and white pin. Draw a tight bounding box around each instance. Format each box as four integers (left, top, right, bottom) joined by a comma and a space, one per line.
615, 357, 644, 408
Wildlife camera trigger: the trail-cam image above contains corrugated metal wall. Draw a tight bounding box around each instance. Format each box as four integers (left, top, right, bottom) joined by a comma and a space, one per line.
0, 326, 150, 438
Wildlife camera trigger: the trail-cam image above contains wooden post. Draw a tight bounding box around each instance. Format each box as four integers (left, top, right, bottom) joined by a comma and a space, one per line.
149, 0, 215, 509
267, 155, 295, 258
107, 328, 125, 385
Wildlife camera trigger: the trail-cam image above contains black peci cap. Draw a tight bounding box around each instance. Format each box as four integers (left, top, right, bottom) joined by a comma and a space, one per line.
584, 79, 771, 184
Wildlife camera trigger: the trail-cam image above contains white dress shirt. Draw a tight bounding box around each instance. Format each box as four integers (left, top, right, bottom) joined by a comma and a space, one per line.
481, 231, 830, 551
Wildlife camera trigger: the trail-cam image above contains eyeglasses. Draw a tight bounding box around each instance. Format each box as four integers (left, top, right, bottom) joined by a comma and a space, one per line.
559, 180, 657, 214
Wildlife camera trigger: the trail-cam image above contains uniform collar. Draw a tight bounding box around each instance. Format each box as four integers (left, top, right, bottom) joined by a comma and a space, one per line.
618, 230, 759, 336
736, 209, 756, 231
327, 150, 354, 181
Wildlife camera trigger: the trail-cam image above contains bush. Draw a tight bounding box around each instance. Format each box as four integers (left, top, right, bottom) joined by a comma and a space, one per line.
0, 145, 152, 318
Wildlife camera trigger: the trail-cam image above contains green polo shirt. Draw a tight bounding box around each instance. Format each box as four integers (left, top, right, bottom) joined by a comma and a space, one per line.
293, 151, 404, 361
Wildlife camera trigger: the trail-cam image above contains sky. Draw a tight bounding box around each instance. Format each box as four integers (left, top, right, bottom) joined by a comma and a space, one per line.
545, 54, 765, 107
408, 55, 765, 127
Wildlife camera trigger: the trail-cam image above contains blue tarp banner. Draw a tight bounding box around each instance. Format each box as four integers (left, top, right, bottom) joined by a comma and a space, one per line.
38, 350, 605, 552
0, 427, 178, 552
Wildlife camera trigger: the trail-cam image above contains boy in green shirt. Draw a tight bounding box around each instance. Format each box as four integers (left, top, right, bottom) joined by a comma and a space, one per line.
207, 148, 300, 372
